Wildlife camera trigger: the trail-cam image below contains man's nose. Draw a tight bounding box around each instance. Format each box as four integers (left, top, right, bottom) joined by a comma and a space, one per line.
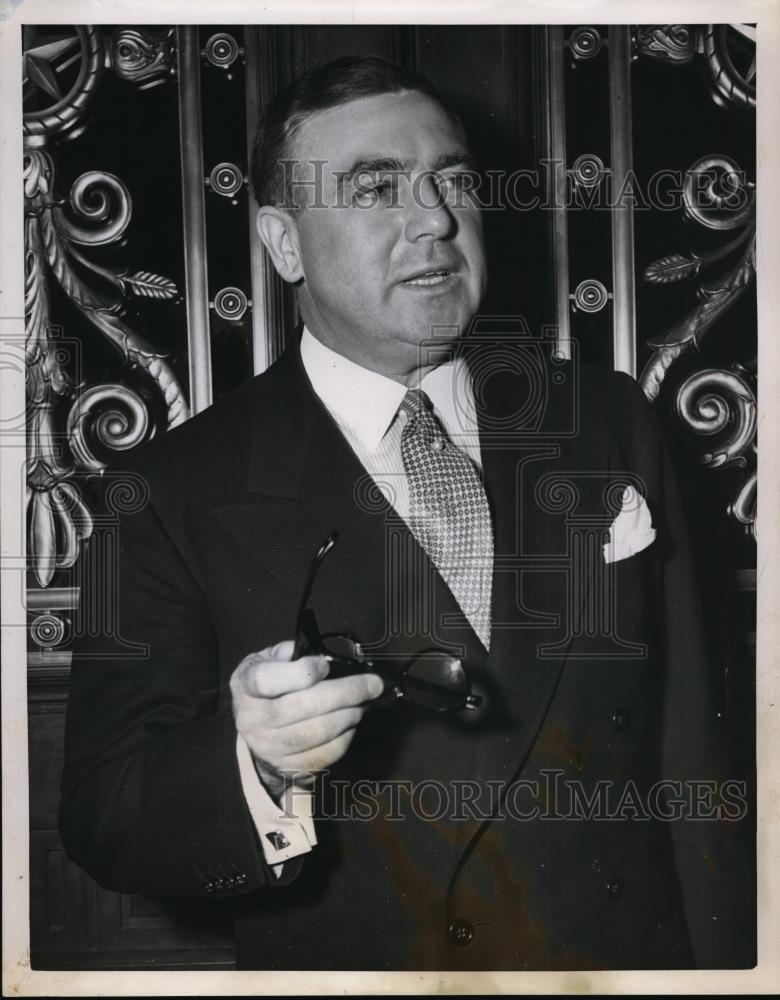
402, 172, 455, 241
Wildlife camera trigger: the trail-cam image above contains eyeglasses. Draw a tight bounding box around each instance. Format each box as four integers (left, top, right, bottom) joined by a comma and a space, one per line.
292, 532, 482, 714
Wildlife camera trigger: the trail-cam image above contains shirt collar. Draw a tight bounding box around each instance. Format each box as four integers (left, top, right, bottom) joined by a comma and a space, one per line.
299, 327, 406, 452
299, 326, 477, 455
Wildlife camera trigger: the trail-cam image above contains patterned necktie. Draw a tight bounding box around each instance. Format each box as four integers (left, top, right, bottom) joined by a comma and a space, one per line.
398, 388, 493, 649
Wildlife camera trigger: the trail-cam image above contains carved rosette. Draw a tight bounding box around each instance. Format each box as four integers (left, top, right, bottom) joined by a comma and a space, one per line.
23, 25, 189, 588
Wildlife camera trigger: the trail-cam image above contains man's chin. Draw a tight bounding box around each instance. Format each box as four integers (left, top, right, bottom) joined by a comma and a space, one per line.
398, 303, 475, 343
395, 324, 469, 371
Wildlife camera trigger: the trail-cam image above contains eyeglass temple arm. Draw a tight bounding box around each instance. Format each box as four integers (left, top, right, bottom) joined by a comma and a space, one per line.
292, 531, 338, 660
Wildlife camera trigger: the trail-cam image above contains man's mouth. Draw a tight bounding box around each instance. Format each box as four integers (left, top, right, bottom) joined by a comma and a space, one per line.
401, 269, 454, 287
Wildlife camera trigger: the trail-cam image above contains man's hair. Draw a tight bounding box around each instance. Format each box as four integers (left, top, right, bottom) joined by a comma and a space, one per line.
249, 55, 465, 210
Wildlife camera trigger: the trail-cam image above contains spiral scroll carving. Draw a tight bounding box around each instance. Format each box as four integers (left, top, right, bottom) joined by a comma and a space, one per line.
67, 385, 152, 473
635, 71, 757, 541
640, 148, 755, 405
23, 28, 190, 587
25, 150, 188, 430
676, 366, 758, 538
674, 366, 757, 537
55, 170, 133, 246
682, 156, 755, 232
675, 368, 757, 469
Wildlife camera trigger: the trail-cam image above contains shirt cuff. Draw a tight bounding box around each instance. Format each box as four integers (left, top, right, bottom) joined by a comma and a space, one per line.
236, 733, 317, 877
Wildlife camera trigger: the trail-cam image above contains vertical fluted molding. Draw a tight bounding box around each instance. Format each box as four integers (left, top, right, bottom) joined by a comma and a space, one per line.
245, 26, 287, 375
608, 26, 637, 378
543, 26, 571, 360
177, 26, 213, 413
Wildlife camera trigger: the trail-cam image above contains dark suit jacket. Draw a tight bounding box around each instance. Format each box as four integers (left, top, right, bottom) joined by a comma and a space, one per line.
60, 338, 754, 971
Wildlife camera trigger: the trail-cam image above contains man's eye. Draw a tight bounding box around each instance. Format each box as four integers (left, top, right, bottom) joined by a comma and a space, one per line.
353, 177, 394, 206
437, 172, 471, 197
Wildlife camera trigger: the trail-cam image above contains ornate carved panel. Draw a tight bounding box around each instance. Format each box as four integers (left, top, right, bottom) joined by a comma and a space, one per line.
635, 27, 757, 543
629, 25, 756, 774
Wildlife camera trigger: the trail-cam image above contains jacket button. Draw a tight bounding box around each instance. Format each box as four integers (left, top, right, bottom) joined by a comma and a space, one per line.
606, 878, 624, 901
448, 919, 474, 946
610, 707, 630, 732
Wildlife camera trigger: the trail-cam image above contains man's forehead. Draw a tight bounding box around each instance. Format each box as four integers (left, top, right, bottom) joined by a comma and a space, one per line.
290, 90, 465, 170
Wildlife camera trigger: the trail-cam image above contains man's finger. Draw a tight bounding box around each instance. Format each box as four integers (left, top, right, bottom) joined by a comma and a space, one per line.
275, 705, 365, 755
282, 726, 361, 776
270, 672, 385, 726
241, 653, 329, 698
263, 638, 296, 662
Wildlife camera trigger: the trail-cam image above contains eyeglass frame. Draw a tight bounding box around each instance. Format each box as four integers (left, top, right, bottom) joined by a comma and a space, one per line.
291, 531, 482, 713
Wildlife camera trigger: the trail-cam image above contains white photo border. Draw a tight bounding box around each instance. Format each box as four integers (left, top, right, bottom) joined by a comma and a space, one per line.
2, 1, 778, 994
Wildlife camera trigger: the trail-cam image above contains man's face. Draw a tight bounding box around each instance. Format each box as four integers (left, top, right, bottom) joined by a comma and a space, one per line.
280, 90, 487, 380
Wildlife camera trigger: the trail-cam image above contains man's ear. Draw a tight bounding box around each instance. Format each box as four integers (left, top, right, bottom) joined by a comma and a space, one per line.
255, 207, 304, 284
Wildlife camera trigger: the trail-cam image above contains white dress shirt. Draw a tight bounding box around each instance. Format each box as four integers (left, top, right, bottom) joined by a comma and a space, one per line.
237, 326, 484, 874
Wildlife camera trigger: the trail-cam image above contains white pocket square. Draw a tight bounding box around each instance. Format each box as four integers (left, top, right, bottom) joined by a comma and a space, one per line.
602, 485, 657, 564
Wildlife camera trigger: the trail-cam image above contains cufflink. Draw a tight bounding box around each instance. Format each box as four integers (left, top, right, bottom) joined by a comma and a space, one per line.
265, 830, 291, 851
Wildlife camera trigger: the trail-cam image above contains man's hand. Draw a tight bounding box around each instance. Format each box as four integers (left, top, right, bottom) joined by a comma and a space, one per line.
230, 639, 384, 799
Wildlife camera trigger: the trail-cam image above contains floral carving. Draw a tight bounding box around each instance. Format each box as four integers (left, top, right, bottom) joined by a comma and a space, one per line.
634, 25, 695, 64
23, 25, 189, 587
638, 149, 756, 537
110, 28, 175, 88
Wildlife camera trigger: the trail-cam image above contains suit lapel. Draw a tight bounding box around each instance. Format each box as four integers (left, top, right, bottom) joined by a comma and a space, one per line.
214, 340, 588, 789
213, 344, 484, 665
213, 338, 594, 891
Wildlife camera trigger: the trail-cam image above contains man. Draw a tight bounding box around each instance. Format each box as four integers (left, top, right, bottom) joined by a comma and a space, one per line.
60, 56, 752, 971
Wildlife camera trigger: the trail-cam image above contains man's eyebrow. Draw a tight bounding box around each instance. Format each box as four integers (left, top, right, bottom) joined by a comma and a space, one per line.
338, 151, 477, 189
339, 157, 409, 188
431, 150, 477, 172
